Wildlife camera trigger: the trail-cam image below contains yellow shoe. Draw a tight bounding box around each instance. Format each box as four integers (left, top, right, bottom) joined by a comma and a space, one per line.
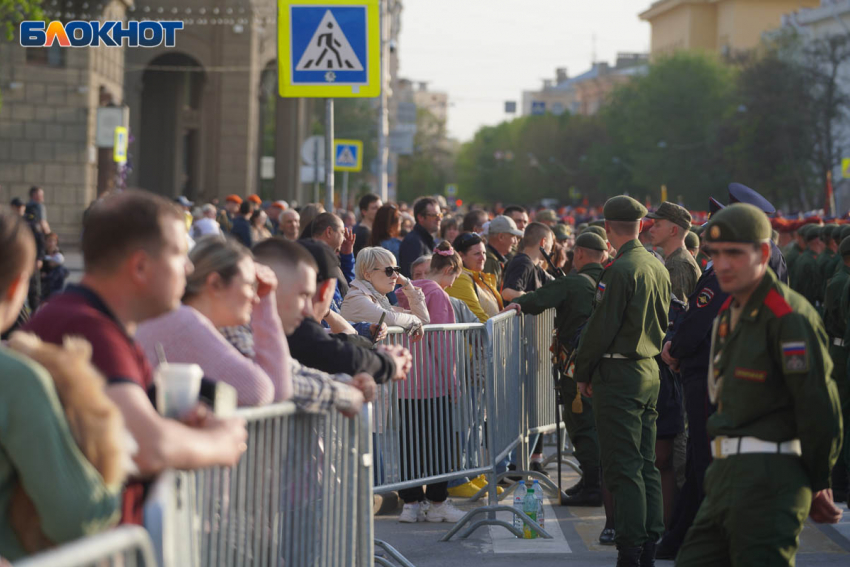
471, 475, 503, 495
447, 481, 481, 499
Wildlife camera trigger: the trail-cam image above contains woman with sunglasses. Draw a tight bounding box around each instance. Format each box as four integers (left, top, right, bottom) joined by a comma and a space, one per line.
341, 247, 429, 337
446, 232, 515, 323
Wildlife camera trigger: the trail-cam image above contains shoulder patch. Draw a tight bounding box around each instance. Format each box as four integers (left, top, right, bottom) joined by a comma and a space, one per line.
781, 341, 808, 373
719, 296, 733, 312
764, 289, 793, 318
696, 288, 714, 308
596, 282, 606, 302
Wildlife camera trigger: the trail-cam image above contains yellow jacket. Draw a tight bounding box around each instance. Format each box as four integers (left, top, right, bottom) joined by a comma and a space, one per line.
446, 268, 504, 323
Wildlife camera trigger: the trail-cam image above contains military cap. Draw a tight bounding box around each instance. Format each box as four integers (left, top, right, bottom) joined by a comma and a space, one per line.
727, 183, 776, 215
709, 197, 725, 216
692, 224, 705, 236
703, 203, 772, 243
576, 222, 589, 232
552, 224, 572, 241
590, 219, 607, 228
840, 235, 850, 257
841, 225, 850, 242
574, 232, 608, 252
581, 225, 608, 241
685, 231, 700, 250
646, 201, 692, 231
804, 225, 822, 241
822, 223, 839, 241
603, 196, 647, 221
536, 209, 559, 223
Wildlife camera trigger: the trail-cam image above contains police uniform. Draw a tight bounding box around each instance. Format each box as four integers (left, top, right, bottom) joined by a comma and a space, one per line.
574, 196, 671, 563
676, 204, 842, 567
514, 232, 608, 507
790, 225, 823, 308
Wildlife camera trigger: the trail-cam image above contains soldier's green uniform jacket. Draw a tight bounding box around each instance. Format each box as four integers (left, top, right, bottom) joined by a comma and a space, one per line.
817, 249, 836, 293
664, 246, 701, 302
785, 241, 802, 287
823, 263, 850, 342
709, 268, 841, 491
790, 248, 822, 307
574, 239, 671, 378
826, 250, 843, 283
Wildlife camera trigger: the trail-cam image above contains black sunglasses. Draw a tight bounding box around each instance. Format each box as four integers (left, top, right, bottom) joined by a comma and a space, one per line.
373, 266, 401, 277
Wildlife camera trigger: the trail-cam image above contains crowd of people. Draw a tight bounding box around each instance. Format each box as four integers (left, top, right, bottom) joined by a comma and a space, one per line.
0, 183, 847, 567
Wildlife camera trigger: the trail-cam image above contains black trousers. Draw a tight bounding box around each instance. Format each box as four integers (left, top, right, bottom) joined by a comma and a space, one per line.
398, 397, 453, 504
662, 376, 714, 548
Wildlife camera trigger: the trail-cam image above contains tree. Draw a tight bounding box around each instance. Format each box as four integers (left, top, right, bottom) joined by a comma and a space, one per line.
1, 0, 43, 40
397, 107, 454, 203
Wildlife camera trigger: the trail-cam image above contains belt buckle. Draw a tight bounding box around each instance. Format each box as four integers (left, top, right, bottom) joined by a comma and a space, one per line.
714, 438, 726, 459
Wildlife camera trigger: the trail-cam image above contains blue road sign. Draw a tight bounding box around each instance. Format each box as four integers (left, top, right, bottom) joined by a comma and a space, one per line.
531, 101, 546, 115
279, 1, 380, 98
334, 139, 363, 171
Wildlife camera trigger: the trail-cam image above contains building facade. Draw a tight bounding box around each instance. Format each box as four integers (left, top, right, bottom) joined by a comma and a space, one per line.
639, 0, 820, 56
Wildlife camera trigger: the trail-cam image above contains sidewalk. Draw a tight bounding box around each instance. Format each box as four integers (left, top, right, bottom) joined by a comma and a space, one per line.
374, 453, 850, 567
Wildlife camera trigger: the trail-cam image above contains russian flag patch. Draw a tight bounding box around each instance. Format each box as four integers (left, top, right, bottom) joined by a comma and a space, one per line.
596, 282, 606, 302
781, 341, 808, 372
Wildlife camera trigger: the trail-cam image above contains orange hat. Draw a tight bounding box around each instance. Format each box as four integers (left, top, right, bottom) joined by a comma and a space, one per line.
225, 194, 242, 204
247, 194, 263, 205
271, 200, 288, 210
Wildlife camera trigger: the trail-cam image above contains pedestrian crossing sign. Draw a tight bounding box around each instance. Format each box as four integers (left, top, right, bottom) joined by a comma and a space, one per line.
334, 139, 363, 171
842, 157, 850, 178
278, 0, 380, 98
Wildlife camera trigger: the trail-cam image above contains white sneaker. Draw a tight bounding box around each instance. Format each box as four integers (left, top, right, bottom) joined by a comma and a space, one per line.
425, 500, 465, 523
398, 503, 420, 523
417, 500, 430, 522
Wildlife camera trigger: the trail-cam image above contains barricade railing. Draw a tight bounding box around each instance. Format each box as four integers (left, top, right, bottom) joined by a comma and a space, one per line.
14, 526, 157, 567
144, 401, 376, 567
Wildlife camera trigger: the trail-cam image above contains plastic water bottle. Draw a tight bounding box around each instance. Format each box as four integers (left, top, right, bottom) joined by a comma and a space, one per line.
522, 487, 538, 539
532, 479, 545, 530
512, 481, 527, 536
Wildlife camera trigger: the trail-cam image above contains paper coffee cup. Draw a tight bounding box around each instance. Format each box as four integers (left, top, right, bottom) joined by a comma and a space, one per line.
155, 363, 203, 419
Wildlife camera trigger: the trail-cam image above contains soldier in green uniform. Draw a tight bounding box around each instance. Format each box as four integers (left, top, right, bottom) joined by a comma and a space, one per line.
676, 204, 843, 567
826, 236, 850, 503
818, 224, 839, 291
784, 228, 805, 288
685, 231, 700, 260
514, 232, 609, 507
574, 196, 671, 566
790, 224, 823, 308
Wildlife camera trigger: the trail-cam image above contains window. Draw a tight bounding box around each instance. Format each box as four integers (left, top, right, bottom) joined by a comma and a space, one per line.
26, 44, 65, 67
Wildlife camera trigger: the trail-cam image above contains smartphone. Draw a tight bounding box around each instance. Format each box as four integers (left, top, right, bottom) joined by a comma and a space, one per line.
372, 312, 387, 342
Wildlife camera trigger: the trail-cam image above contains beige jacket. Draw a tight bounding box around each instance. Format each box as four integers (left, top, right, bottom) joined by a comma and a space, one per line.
340, 279, 430, 331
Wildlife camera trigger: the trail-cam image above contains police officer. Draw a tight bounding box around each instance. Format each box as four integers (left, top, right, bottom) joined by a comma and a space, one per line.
514, 232, 609, 507
791, 224, 824, 308
727, 183, 789, 285
676, 204, 842, 567
574, 196, 671, 566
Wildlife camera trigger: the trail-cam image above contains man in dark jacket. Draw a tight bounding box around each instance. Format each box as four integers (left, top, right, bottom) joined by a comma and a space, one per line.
399, 197, 441, 277
230, 201, 254, 248
287, 238, 411, 384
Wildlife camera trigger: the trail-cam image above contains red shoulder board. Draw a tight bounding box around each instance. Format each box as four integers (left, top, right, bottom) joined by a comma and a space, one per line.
719, 296, 733, 312
764, 288, 793, 318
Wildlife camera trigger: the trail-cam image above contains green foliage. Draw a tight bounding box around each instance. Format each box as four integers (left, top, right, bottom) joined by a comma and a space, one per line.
1, 0, 43, 41
397, 107, 454, 203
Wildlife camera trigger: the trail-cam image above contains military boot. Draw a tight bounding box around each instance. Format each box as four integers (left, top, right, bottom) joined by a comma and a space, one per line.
564, 477, 584, 497
561, 466, 602, 506
616, 546, 641, 567
640, 541, 656, 567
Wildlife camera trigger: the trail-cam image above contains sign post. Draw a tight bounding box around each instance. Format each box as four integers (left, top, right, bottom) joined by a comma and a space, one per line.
279, 0, 380, 207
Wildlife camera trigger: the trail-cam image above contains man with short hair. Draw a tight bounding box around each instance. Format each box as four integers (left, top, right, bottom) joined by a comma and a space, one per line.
311, 212, 355, 283
267, 201, 288, 235
230, 201, 254, 248
573, 196, 671, 566
501, 222, 554, 303
685, 231, 700, 259
26, 185, 49, 235
818, 224, 840, 290
353, 193, 382, 256
462, 210, 489, 234
279, 238, 412, 385
647, 201, 702, 302
503, 205, 529, 231
25, 190, 248, 526
675, 204, 842, 567
399, 197, 441, 278
785, 226, 807, 287
483, 215, 523, 287
280, 209, 300, 241
514, 232, 610, 507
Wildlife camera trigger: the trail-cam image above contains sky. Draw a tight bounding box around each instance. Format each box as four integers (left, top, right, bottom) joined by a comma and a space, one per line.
399, 0, 652, 142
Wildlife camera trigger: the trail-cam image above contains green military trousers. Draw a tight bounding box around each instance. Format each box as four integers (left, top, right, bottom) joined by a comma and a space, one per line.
560, 376, 600, 471
676, 454, 811, 567
835, 345, 850, 467
592, 357, 663, 548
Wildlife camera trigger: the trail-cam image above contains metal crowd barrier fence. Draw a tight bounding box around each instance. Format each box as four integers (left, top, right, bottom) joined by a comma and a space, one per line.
144, 401, 378, 567
14, 526, 157, 567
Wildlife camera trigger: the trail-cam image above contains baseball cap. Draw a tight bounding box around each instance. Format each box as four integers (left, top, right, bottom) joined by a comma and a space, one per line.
247, 194, 263, 205
488, 215, 523, 237
174, 196, 194, 207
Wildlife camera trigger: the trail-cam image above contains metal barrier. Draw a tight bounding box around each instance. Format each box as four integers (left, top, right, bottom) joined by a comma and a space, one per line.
144, 402, 375, 567
14, 526, 157, 567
